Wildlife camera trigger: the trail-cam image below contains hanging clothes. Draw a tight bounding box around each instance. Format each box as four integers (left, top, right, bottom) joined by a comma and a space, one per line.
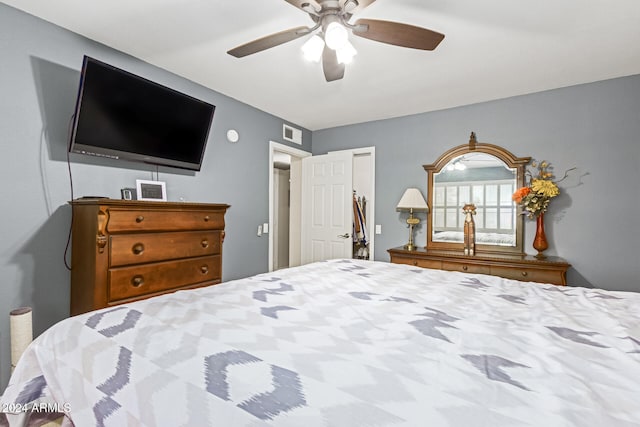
353, 193, 361, 236
352, 192, 368, 248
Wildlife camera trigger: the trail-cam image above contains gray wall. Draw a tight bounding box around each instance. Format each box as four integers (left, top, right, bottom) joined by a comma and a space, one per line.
0, 3, 311, 391
313, 74, 640, 294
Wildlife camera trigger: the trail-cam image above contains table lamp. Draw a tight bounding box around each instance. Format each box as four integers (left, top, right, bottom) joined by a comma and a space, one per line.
396, 188, 429, 251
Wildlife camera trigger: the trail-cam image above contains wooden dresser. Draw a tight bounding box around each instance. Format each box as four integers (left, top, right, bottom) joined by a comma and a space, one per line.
70, 199, 229, 315
388, 247, 571, 286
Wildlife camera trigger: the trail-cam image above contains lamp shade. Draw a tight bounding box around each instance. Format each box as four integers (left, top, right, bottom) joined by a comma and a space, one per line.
325, 21, 349, 50
336, 41, 357, 64
396, 188, 428, 211
301, 35, 325, 63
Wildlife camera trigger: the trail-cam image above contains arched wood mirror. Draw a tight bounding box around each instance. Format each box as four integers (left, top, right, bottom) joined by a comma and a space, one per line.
423, 133, 531, 255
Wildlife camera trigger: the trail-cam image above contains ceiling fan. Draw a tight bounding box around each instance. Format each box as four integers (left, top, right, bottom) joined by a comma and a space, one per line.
227, 0, 445, 82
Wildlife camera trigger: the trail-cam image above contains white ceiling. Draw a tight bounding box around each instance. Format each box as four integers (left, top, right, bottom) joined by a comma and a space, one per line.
4, 0, 640, 130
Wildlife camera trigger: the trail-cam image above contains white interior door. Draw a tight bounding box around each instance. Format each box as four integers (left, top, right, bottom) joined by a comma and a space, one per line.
301, 151, 353, 264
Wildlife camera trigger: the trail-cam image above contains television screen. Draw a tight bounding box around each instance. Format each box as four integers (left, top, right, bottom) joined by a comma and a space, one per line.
69, 56, 215, 171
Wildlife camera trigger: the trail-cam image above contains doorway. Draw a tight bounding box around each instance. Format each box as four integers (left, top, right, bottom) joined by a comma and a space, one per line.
269, 142, 376, 272
268, 141, 311, 272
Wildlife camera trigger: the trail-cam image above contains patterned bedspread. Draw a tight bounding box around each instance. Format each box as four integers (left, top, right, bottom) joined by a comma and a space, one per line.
2, 259, 640, 426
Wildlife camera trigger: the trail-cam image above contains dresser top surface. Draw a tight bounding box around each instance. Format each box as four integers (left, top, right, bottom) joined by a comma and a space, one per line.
70, 198, 230, 210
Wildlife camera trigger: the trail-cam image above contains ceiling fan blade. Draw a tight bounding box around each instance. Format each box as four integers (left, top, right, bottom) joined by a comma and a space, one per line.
227, 26, 311, 58
322, 46, 345, 82
353, 19, 444, 51
340, 0, 376, 14
283, 0, 321, 15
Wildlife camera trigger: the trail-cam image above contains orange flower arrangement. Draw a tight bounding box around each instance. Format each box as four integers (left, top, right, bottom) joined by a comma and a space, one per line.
512, 186, 531, 204
513, 160, 575, 219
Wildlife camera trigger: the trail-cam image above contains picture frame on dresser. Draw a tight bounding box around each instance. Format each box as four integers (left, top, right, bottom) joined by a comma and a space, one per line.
136, 179, 167, 201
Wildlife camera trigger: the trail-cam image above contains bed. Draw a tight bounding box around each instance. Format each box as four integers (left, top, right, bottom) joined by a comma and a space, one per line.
2, 259, 640, 426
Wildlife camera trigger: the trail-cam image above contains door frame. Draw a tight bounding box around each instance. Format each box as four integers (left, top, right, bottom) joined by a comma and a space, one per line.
269, 141, 311, 272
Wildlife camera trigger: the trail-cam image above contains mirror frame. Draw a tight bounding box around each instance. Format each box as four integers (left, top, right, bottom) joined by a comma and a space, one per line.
423, 132, 531, 256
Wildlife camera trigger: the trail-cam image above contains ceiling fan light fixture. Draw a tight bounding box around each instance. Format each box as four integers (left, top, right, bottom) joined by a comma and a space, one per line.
324, 21, 349, 50
336, 41, 357, 64
301, 34, 325, 62
447, 158, 467, 171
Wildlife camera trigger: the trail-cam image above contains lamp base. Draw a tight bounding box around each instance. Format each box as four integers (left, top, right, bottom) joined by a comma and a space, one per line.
404, 213, 421, 252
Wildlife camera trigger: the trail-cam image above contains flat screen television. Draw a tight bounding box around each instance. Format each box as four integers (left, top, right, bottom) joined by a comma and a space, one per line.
69, 56, 215, 171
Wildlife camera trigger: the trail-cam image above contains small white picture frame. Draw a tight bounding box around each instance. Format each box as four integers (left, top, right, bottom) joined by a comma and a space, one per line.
136, 179, 167, 201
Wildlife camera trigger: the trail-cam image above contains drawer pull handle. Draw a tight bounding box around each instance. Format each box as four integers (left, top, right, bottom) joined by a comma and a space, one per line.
412, 261, 418, 266
204, 215, 210, 222
200, 265, 209, 274
135, 215, 144, 223
131, 275, 145, 287
201, 239, 209, 248
462, 265, 468, 271
521, 271, 528, 277
132, 243, 145, 255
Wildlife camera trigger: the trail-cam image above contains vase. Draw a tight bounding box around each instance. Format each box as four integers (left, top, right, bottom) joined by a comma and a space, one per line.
533, 213, 549, 259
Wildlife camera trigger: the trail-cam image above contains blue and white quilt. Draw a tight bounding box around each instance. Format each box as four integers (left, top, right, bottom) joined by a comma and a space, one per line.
2, 259, 640, 426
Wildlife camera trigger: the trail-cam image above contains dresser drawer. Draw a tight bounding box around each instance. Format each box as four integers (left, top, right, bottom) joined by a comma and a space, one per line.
108, 255, 221, 302
388, 247, 569, 287
107, 209, 225, 232
391, 255, 441, 269
110, 231, 221, 267
491, 265, 564, 285
442, 261, 491, 275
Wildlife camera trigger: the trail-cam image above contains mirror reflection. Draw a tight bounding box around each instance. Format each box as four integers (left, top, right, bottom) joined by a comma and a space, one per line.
432, 153, 517, 247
